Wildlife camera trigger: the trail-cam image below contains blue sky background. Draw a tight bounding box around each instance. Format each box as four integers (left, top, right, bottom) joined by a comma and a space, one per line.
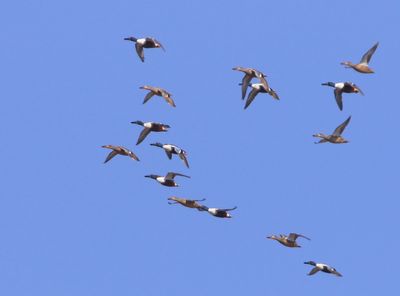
1, 0, 399, 295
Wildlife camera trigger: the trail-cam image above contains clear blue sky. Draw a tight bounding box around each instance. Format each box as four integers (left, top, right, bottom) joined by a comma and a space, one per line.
1, 0, 399, 295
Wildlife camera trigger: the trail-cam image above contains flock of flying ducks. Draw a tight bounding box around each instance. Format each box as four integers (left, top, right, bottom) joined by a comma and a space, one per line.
101, 35, 380, 278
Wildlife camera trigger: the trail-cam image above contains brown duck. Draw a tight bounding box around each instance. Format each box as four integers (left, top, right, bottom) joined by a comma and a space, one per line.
101, 145, 139, 163
322, 82, 364, 111
341, 42, 379, 73
131, 121, 170, 145
267, 233, 310, 248
168, 197, 206, 210
140, 85, 176, 107
313, 116, 351, 144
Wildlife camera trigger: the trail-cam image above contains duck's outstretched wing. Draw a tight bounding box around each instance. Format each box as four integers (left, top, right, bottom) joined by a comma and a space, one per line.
334, 89, 343, 111
135, 43, 145, 62
288, 233, 310, 242
353, 83, 364, 96
333, 116, 351, 136
166, 172, 191, 179
308, 267, 320, 276
126, 149, 140, 161
143, 91, 155, 104
136, 128, 151, 145
360, 42, 379, 65
244, 88, 260, 109
163, 95, 176, 107
219, 206, 237, 212
164, 150, 173, 159
331, 269, 343, 277
179, 153, 190, 168
154, 39, 165, 51
241, 74, 252, 100
268, 88, 279, 100
259, 76, 270, 94
104, 150, 118, 163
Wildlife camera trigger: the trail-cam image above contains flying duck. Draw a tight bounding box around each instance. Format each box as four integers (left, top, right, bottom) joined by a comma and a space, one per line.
168, 197, 206, 210
304, 261, 342, 277
145, 172, 190, 187
232, 66, 269, 100
131, 121, 170, 145
199, 205, 237, 218
313, 116, 351, 144
124, 36, 165, 62
101, 145, 139, 163
150, 142, 189, 168
243, 83, 279, 109
341, 42, 379, 73
321, 82, 364, 111
140, 85, 176, 107
267, 233, 310, 248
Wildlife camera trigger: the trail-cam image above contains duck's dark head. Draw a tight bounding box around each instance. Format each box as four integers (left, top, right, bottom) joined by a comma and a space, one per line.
321, 82, 335, 88
150, 142, 163, 148
131, 120, 144, 126
145, 174, 158, 180
124, 36, 137, 42
266, 235, 277, 240
304, 261, 316, 266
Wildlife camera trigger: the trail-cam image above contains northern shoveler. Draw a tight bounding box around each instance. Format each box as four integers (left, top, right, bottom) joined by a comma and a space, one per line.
150, 142, 189, 168
304, 261, 342, 277
199, 205, 237, 218
313, 116, 352, 144
131, 121, 170, 145
145, 172, 190, 187
322, 82, 363, 111
267, 233, 310, 248
124, 36, 165, 62
243, 83, 279, 109
140, 85, 176, 107
341, 42, 379, 73
101, 145, 139, 163
168, 197, 206, 210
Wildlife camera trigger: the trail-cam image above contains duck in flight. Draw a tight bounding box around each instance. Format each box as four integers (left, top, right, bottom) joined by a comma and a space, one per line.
150, 143, 189, 168
242, 82, 279, 109
232, 66, 270, 100
145, 172, 190, 187
304, 261, 342, 277
168, 197, 206, 210
199, 205, 237, 218
140, 85, 176, 107
101, 145, 139, 163
341, 42, 379, 73
313, 116, 352, 144
124, 36, 165, 62
321, 82, 363, 111
131, 121, 170, 145
267, 233, 310, 248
